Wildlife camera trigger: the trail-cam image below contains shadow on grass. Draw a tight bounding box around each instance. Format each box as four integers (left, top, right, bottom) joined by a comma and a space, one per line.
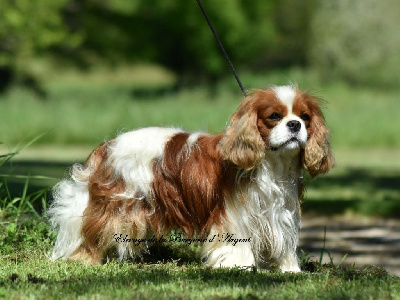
311, 167, 400, 191
303, 167, 400, 217
15, 265, 291, 297
7, 255, 390, 299
303, 198, 400, 217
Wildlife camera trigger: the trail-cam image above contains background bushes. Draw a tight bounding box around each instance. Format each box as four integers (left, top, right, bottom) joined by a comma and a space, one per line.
1, 0, 399, 90
310, 0, 400, 87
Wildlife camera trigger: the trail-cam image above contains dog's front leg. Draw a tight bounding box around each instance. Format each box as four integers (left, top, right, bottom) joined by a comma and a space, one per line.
277, 253, 301, 273
201, 229, 255, 268
203, 243, 256, 268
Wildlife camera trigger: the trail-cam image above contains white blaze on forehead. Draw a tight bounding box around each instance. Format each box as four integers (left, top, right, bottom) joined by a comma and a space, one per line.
274, 86, 296, 112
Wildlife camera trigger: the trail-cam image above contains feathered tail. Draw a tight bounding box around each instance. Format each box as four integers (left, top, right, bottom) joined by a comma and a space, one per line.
47, 147, 103, 260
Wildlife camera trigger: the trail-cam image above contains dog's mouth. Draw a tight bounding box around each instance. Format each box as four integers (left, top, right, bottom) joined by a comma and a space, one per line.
270, 137, 304, 152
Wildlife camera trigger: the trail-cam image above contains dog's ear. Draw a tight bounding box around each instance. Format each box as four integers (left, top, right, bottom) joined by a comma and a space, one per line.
302, 103, 334, 178
219, 97, 265, 170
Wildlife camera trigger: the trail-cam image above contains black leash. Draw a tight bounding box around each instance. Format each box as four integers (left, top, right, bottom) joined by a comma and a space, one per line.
195, 0, 247, 97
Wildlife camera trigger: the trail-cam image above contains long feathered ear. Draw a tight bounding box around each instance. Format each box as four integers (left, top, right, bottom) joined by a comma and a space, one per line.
219, 97, 265, 170
303, 104, 334, 178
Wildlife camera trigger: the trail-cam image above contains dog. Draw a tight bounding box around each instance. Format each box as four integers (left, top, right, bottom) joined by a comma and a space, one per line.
48, 85, 334, 272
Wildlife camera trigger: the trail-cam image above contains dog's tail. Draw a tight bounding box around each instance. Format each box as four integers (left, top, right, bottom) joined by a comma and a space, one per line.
47, 145, 105, 260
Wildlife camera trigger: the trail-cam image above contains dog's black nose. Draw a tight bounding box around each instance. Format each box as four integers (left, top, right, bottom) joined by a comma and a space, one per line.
287, 120, 301, 133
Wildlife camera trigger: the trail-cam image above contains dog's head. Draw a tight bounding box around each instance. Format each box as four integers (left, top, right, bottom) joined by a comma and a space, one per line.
220, 85, 334, 178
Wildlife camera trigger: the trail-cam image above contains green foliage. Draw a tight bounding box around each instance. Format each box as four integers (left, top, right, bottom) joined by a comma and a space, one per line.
2, 0, 399, 89
0, 0, 81, 80
310, 0, 400, 87
1, 0, 316, 87
268, 0, 315, 67
67, 0, 277, 79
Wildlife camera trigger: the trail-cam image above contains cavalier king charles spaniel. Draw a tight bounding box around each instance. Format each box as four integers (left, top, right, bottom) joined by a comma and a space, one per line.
48, 85, 334, 272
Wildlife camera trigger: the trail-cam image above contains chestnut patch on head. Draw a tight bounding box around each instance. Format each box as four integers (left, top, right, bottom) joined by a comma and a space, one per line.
254, 91, 288, 145
293, 96, 313, 130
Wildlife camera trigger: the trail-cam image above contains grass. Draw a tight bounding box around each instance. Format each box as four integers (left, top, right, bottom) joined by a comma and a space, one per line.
302, 148, 400, 217
0, 136, 51, 218
0, 216, 399, 299
0, 66, 400, 148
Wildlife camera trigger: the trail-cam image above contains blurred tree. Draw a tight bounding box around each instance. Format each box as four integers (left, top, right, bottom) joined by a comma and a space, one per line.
269, 0, 315, 68
61, 0, 277, 83
1, 0, 317, 90
0, 0, 81, 92
310, 0, 400, 87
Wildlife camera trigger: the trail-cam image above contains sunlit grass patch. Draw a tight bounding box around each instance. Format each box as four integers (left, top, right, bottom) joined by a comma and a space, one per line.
0, 215, 398, 300
1, 67, 400, 148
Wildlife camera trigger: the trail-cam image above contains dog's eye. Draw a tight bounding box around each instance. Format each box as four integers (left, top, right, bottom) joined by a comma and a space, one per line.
301, 113, 310, 122
268, 113, 282, 121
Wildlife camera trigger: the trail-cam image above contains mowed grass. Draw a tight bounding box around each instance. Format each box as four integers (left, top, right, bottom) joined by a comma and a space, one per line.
0, 218, 399, 300
0, 66, 400, 148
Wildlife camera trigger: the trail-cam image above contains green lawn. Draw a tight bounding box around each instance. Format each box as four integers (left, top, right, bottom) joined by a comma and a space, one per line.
1, 67, 400, 148
0, 218, 398, 300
